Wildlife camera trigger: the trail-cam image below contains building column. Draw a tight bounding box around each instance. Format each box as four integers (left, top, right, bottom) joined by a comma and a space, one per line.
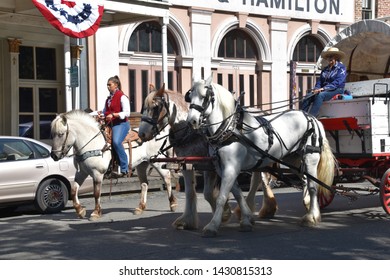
64, 36, 72, 111
161, 15, 169, 89
269, 17, 289, 112
95, 26, 120, 110
71, 43, 84, 110
8, 38, 22, 135
189, 8, 213, 81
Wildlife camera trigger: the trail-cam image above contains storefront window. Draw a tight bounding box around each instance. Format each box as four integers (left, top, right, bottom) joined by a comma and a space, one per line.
19, 46, 57, 80
36, 47, 56, 80
19, 46, 34, 79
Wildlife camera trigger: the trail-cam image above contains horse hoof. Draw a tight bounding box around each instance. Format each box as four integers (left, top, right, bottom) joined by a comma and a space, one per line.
222, 210, 232, 224
300, 220, 317, 227
176, 224, 185, 230
258, 209, 276, 219
133, 208, 143, 215
239, 223, 253, 232
300, 214, 320, 227
89, 210, 102, 221
172, 219, 198, 230
173, 221, 187, 230
77, 208, 86, 219
89, 215, 100, 221
233, 206, 242, 219
170, 203, 178, 212
202, 229, 218, 238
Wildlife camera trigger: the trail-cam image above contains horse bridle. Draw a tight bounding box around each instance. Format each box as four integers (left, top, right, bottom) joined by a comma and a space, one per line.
141, 95, 172, 138
52, 121, 105, 161
51, 122, 73, 159
185, 85, 215, 123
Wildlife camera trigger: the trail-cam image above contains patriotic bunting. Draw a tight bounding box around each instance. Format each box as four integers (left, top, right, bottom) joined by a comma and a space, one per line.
32, 0, 104, 38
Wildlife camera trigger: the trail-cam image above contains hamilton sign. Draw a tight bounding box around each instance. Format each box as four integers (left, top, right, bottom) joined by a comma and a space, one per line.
172, 0, 354, 22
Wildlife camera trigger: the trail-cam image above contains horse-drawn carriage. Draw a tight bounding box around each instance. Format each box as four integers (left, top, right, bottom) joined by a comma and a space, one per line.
316, 19, 390, 214
49, 19, 390, 237
141, 19, 390, 236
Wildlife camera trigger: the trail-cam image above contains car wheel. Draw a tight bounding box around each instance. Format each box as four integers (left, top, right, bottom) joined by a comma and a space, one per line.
34, 178, 69, 214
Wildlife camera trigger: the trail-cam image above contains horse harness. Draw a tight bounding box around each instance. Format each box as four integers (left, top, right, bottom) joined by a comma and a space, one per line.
72, 125, 110, 163
232, 111, 336, 191
189, 84, 334, 191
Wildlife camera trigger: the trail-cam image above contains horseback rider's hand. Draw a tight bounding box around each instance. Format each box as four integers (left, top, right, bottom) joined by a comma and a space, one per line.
105, 113, 115, 122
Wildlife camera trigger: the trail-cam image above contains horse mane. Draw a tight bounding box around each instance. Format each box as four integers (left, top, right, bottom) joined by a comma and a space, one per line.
212, 83, 236, 118
144, 87, 189, 113
192, 80, 236, 119
52, 109, 99, 133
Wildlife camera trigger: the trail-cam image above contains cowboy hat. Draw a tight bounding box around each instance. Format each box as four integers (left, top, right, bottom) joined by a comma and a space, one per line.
321, 47, 345, 60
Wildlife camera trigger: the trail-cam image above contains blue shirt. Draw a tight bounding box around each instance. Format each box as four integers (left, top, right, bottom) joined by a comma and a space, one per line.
315, 61, 347, 91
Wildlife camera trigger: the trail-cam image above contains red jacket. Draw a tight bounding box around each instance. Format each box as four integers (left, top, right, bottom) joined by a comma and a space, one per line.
104, 89, 128, 125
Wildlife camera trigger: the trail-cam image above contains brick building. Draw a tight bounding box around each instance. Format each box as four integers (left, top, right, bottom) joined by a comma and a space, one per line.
355, 0, 390, 20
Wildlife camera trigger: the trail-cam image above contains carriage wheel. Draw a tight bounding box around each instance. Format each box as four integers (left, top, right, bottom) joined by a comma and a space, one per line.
317, 185, 335, 209
380, 169, 390, 214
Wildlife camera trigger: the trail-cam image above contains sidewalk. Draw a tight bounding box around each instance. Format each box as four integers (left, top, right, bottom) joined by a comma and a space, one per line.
101, 169, 180, 195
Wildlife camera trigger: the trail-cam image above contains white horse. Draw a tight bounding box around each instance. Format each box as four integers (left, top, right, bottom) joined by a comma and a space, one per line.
138, 84, 250, 231
50, 110, 177, 220
185, 75, 336, 236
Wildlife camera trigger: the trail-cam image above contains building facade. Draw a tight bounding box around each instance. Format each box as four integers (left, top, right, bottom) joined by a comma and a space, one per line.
0, 0, 170, 141
0, 0, 389, 142
91, 0, 357, 114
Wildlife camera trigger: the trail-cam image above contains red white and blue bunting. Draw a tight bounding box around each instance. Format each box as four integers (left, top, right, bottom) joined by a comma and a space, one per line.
32, 0, 104, 38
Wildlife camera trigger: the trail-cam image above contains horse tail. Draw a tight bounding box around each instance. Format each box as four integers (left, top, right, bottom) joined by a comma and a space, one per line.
317, 137, 336, 193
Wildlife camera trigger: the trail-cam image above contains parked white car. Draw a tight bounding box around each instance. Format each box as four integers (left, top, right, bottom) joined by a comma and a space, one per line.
0, 136, 93, 213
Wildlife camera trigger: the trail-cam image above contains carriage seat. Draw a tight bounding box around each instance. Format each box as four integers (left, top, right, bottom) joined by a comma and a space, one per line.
319, 117, 370, 131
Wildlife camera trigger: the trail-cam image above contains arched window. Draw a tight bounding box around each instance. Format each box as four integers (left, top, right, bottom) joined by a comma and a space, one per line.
218, 29, 257, 59
293, 35, 323, 62
126, 21, 180, 112
128, 21, 177, 55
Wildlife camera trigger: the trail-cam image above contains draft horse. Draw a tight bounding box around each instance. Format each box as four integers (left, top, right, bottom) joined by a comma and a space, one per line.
50, 110, 177, 220
138, 84, 252, 231
185, 75, 336, 236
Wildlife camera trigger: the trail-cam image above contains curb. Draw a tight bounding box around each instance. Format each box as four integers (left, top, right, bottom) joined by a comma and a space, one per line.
101, 175, 166, 195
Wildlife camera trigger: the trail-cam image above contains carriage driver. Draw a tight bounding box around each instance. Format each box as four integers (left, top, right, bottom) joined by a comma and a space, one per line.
98, 75, 131, 177
301, 47, 347, 117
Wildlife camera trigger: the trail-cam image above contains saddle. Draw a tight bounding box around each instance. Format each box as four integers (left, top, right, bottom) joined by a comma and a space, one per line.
103, 125, 143, 177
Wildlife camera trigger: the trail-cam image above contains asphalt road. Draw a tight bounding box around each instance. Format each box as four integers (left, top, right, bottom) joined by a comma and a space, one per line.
1, 180, 389, 261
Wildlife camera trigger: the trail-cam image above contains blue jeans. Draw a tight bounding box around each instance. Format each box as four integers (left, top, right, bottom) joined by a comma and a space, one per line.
301, 88, 344, 117
111, 121, 130, 173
